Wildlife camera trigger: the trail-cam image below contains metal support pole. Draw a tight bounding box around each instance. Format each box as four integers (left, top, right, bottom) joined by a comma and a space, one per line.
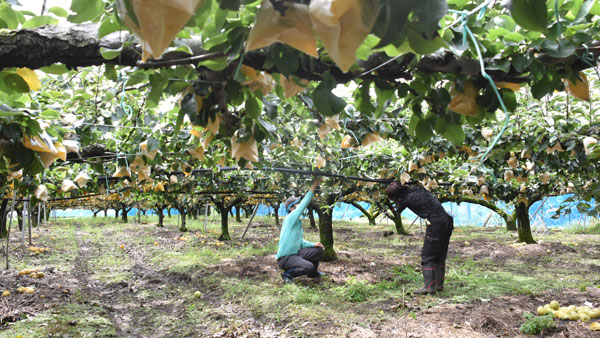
37, 203, 41, 232
21, 201, 26, 247
27, 199, 32, 245
5, 191, 16, 269
204, 201, 209, 233
241, 199, 262, 240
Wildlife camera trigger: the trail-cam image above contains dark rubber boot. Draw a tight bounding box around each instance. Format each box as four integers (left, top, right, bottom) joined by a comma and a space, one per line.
435, 265, 446, 291
281, 268, 295, 284
308, 270, 326, 278
414, 265, 437, 295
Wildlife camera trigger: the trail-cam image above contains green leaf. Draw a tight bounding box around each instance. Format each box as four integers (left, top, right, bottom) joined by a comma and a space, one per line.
500, 88, 517, 112
412, 0, 448, 40
258, 118, 276, 133
98, 15, 120, 39
245, 93, 261, 119
415, 118, 434, 143
407, 28, 448, 54
372, 0, 411, 48
99, 46, 122, 60
41, 109, 60, 118
574, 0, 595, 21
0, 72, 30, 93
541, 40, 576, 58
197, 57, 228, 71
40, 64, 69, 75
313, 72, 346, 117
0, 3, 19, 29
147, 74, 167, 109
174, 94, 193, 144
22, 15, 58, 28
443, 124, 465, 145
219, 0, 241, 10
512, 54, 533, 73
510, 0, 548, 32
68, 0, 104, 23
48, 6, 68, 18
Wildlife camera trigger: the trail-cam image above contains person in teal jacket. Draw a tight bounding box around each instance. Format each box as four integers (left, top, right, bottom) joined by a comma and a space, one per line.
277, 178, 325, 284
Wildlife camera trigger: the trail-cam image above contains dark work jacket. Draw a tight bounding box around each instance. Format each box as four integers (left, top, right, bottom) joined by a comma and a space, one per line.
393, 185, 448, 220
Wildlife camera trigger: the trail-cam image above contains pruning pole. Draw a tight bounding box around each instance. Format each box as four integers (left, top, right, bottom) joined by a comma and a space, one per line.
529, 197, 548, 221
203, 201, 209, 233
419, 218, 423, 234
5, 191, 16, 269
241, 199, 262, 240
406, 216, 419, 230
482, 211, 494, 228
27, 199, 32, 246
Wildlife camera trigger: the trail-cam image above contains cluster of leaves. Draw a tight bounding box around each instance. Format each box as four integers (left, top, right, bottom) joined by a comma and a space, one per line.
519, 313, 556, 335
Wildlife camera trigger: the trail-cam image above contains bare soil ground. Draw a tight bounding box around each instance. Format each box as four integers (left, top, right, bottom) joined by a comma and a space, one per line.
1, 217, 600, 337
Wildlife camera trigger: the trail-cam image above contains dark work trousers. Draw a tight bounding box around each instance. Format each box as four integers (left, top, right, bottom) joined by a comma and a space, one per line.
421, 214, 454, 266
277, 247, 323, 276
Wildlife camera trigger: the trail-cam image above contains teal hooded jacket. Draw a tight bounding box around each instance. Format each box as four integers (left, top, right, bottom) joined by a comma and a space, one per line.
276, 191, 315, 259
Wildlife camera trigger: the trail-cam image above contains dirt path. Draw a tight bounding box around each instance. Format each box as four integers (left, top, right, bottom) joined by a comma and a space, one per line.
72, 223, 124, 337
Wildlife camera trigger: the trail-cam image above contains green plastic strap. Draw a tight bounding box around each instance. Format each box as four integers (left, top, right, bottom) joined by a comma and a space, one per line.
449, 9, 511, 182
555, 0, 562, 39
119, 73, 133, 116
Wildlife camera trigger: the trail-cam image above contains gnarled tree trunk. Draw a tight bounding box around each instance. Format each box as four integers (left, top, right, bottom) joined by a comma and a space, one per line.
351, 201, 377, 226
516, 202, 536, 244
315, 206, 337, 262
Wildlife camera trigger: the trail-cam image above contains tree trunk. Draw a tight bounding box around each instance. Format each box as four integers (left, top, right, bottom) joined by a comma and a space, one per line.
308, 206, 317, 229
392, 212, 408, 235
0, 199, 8, 239
156, 208, 164, 227
316, 207, 337, 262
103, 208, 108, 217
16, 207, 23, 231
506, 213, 517, 231
516, 202, 536, 244
167, 209, 172, 218
93, 209, 100, 217
218, 206, 231, 241
235, 206, 241, 223
121, 206, 128, 223
271, 203, 280, 226
114, 208, 119, 219
178, 209, 187, 232
351, 201, 376, 226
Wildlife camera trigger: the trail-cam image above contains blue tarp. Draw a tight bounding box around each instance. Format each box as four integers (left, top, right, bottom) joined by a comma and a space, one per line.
55, 194, 596, 228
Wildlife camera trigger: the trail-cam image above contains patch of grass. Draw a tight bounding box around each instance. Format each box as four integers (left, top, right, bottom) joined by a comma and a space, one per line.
0, 303, 115, 338
333, 276, 374, 302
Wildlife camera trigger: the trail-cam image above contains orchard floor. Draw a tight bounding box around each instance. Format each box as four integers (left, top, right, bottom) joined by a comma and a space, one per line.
1, 215, 600, 337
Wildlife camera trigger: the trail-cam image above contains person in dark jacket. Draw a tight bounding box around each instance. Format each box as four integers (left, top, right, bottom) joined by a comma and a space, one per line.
386, 181, 453, 294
